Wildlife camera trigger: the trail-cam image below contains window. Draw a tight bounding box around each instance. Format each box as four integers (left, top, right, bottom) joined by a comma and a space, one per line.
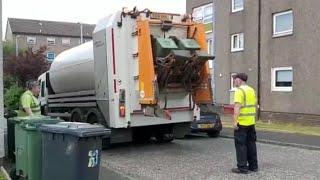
47, 37, 55, 45
203, 4, 213, 24
230, 73, 237, 90
47, 52, 55, 62
231, 33, 244, 52
273, 10, 293, 37
207, 39, 213, 68
62, 38, 71, 45
192, 3, 213, 24
26, 36, 36, 45
232, 0, 244, 13
271, 67, 293, 92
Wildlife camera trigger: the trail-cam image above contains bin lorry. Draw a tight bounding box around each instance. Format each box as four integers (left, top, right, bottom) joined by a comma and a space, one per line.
38, 8, 214, 143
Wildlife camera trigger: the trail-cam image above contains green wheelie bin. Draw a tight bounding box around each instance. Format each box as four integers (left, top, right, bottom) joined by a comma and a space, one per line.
7, 117, 20, 162
12, 116, 62, 180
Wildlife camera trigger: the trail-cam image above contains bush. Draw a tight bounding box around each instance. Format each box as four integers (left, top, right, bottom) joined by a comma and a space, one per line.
4, 84, 24, 110
4, 75, 21, 92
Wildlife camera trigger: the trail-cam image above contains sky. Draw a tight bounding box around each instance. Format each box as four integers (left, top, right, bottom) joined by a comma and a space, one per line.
2, 0, 186, 37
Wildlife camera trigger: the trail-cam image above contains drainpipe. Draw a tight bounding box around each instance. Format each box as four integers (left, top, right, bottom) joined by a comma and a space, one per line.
0, 0, 5, 160
257, 0, 261, 120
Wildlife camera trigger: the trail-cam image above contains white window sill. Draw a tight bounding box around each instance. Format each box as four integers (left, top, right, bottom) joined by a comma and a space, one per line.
271, 87, 292, 92
231, 48, 244, 52
231, 8, 244, 13
273, 31, 293, 38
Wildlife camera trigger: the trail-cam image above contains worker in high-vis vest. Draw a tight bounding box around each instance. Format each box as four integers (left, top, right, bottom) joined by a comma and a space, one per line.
18, 80, 41, 116
231, 73, 258, 174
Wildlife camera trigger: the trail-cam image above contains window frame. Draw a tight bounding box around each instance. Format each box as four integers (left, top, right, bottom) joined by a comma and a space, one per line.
271, 66, 293, 92
230, 72, 237, 91
46, 52, 56, 62
206, 38, 213, 69
26, 36, 36, 45
231, 0, 244, 13
62, 38, 71, 45
47, 37, 56, 46
231, 33, 244, 52
192, 3, 213, 24
273, 10, 293, 37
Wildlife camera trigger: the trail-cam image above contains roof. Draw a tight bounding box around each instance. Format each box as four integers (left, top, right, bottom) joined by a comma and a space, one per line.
8, 18, 95, 38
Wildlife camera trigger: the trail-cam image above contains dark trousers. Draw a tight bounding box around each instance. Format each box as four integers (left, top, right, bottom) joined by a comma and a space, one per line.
234, 125, 258, 171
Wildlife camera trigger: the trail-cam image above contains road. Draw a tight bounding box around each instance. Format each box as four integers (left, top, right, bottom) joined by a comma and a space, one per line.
100, 135, 320, 180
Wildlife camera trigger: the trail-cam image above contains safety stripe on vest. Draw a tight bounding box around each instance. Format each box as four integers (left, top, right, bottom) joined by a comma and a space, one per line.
240, 105, 257, 109
239, 113, 256, 117
237, 87, 247, 106
31, 107, 41, 112
237, 87, 256, 109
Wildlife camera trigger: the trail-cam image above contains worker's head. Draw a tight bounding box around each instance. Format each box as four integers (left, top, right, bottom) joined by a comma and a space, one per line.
232, 73, 247, 87
26, 80, 40, 96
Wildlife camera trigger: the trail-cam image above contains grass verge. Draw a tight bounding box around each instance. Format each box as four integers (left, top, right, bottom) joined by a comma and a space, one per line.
222, 118, 320, 136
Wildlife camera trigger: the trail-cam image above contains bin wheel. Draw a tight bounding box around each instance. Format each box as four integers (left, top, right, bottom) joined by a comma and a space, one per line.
70, 108, 85, 122
10, 168, 21, 180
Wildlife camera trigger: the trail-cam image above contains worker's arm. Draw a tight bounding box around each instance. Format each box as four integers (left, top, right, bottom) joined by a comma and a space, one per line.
233, 103, 241, 129
23, 108, 33, 116
21, 93, 33, 116
233, 88, 244, 129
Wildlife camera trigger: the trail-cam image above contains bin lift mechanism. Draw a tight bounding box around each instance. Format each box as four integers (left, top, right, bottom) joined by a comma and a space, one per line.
117, 8, 214, 114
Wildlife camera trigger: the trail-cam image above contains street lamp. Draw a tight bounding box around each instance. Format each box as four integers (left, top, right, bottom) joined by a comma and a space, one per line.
78, 22, 83, 44
15, 35, 21, 56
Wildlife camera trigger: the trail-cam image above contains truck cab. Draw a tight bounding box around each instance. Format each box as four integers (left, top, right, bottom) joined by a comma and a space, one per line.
38, 72, 48, 115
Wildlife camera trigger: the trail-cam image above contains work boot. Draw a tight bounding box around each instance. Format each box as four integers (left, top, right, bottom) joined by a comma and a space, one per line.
231, 168, 249, 174
249, 168, 258, 172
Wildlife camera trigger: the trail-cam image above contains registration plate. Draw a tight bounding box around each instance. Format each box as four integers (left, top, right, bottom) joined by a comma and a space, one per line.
198, 124, 214, 129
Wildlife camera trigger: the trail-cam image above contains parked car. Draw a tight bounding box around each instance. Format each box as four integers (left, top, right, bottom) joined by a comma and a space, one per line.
191, 111, 222, 137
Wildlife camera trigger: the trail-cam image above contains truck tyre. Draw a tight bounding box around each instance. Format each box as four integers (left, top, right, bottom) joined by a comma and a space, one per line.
86, 108, 106, 126
132, 128, 152, 144
70, 108, 85, 122
155, 132, 174, 143
155, 126, 174, 143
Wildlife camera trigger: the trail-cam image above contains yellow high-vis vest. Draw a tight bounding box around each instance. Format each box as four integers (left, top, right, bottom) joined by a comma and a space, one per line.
234, 85, 257, 126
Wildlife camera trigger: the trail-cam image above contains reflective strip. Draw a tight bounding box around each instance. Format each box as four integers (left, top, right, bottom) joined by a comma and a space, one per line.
31, 107, 41, 112
240, 105, 257, 109
238, 87, 256, 109
239, 113, 256, 117
237, 87, 247, 106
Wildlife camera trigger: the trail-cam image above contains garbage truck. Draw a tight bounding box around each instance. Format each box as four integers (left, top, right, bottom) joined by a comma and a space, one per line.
38, 8, 214, 143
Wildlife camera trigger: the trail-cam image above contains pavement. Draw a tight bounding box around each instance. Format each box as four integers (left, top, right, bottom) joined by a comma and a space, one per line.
100, 136, 320, 180
99, 118, 320, 179
220, 114, 320, 150
220, 127, 320, 150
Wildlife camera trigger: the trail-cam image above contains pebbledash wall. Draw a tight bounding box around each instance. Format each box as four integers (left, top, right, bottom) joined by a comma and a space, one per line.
214, 0, 320, 124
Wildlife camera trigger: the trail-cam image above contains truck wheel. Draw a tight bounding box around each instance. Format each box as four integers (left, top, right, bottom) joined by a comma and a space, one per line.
70, 108, 84, 122
132, 128, 152, 144
155, 126, 174, 143
155, 132, 174, 143
207, 131, 220, 138
86, 108, 106, 126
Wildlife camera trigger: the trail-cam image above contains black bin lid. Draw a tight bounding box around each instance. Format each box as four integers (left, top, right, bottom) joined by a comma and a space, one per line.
39, 122, 110, 138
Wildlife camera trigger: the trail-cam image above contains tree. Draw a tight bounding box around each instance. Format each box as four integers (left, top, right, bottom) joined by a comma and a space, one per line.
3, 45, 50, 110
4, 46, 50, 86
